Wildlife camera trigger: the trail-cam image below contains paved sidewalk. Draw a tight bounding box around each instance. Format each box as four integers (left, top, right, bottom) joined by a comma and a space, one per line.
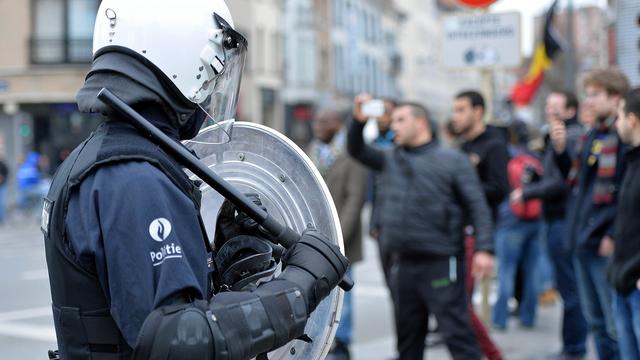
350, 237, 596, 360
0, 223, 598, 359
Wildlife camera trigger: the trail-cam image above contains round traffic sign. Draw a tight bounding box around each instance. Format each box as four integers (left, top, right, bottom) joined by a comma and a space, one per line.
458, 0, 497, 8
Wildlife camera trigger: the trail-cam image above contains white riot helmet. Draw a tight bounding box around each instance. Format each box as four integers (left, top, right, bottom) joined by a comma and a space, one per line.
93, 0, 246, 135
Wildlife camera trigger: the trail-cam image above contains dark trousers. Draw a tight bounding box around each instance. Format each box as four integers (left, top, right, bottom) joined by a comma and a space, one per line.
545, 219, 588, 355
378, 239, 393, 289
392, 255, 480, 360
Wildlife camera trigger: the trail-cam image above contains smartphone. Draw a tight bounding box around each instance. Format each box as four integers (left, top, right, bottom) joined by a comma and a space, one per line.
362, 99, 385, 118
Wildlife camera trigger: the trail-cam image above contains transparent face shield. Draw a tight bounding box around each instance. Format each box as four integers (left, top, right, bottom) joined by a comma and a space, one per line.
188, 13, 247, 145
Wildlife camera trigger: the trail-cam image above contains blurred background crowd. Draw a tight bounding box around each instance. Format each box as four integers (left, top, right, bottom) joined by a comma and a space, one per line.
1, 0, 640, 359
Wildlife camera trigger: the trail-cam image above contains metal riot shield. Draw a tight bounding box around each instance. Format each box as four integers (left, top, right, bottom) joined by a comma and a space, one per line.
184, 122, 344, 360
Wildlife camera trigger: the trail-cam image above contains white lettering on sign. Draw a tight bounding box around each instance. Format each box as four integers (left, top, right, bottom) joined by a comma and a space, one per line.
442, 12, 521, 68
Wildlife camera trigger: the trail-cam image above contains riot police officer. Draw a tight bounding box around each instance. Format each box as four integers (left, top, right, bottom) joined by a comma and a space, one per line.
42, 1, 349, 359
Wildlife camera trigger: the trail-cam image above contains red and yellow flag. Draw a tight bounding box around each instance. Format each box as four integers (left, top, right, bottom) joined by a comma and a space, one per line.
511, 0, 562, 106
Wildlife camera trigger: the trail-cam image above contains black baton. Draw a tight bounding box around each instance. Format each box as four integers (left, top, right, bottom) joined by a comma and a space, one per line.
97, 88, 353, 291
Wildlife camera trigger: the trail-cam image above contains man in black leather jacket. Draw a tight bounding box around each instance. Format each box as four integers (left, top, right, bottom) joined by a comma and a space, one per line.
347, 94, 494, 360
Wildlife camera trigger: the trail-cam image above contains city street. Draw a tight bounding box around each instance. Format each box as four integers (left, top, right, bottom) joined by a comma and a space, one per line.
0, 222, 596, 359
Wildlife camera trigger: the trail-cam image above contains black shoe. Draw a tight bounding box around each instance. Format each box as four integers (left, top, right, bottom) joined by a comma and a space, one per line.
327, 340, 350, 360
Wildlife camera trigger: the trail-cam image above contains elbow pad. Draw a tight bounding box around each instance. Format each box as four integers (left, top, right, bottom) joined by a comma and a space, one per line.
133, 279, 308, 360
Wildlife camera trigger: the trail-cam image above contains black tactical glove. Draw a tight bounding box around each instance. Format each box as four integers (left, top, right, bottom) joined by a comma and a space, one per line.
214, 193, 270, 248
279, 229, 350, 313
214, 194, 285, 256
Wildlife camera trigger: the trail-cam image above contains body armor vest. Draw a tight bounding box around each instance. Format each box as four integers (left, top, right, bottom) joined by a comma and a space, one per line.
42, 120, 209, 359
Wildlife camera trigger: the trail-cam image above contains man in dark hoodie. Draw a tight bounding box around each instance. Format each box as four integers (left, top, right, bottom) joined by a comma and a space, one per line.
451, 90, 508, 360
551, 68, 630, 359
42, 2, 348, 360
608, 88, 640, 359
512, 90, 588, 359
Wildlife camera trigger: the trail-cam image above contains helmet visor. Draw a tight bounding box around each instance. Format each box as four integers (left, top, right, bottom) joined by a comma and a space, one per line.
189, 14, 247, 144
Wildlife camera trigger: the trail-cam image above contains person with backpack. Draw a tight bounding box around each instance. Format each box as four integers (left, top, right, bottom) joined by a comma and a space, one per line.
491, 120, 544, 330
511, 91, 588, 359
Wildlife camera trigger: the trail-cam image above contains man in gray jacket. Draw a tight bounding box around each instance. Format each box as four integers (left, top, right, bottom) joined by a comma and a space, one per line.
347, 95, 494, 360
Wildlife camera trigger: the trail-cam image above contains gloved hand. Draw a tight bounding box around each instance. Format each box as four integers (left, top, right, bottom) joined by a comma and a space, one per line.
214, 194, 286, 257
214, 193, 272, 250
214, 235, 278, 291
279, 229, 350, 313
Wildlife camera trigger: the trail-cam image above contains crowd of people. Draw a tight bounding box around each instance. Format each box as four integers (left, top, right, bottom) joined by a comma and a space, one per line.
308, 67, 640, 360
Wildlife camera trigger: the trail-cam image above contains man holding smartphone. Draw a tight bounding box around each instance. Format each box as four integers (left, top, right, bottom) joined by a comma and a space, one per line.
551, 69, 630, 359
348, 94, 494, 360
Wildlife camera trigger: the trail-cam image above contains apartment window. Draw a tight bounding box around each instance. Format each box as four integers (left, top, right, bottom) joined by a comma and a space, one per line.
272, 32, 283, 75
356, 9, 367, 39
362, 11, 369, 41
363, 56, 370, 93
255, 27, 265, 73
31, 0, 99, 64
297, 35, 315, 86
333, 0, 342, 28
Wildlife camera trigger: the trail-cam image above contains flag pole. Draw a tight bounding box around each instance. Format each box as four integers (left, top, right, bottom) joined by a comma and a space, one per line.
564, 0, 576, 92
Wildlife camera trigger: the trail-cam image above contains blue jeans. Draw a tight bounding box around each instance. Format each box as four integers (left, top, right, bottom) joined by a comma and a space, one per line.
335, 269, 353, 344
538, 227, 555, 292
574, 252, 619, 359
545, 219, 588, 355
613, 289, 640, 360
493, 220, 540, 329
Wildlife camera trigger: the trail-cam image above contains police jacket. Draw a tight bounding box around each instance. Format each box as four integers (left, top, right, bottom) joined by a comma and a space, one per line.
347, 120, 494, 258
43, 112, 211, 359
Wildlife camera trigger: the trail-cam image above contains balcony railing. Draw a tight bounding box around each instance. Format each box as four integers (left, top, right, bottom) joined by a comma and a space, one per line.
30, 37, 93, 64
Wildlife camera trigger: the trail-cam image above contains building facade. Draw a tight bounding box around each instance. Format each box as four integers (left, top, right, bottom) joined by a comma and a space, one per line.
396, 0, 481, 122
282, 0, 403, 145
0, 0, 101, 205
532, 5, 611, 93
615, 0, 640, 86
227, 0, 286, 130
0, 0, 288, 204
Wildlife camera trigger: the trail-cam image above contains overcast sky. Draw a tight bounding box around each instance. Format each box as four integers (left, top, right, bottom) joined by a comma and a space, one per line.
489, 0, 608, 55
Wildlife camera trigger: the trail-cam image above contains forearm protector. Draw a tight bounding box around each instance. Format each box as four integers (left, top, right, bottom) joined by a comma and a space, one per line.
133, 279, 308, 360
208, 278, 308, 360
